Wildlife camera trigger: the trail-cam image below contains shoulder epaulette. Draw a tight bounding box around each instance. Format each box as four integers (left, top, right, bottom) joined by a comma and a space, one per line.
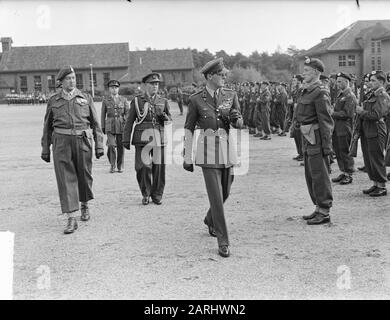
190, 89, 203, 97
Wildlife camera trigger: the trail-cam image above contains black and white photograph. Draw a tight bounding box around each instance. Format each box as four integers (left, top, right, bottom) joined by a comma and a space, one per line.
1, 0, 390, 303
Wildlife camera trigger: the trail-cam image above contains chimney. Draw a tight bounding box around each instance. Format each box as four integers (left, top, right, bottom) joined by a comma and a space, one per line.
1, 37, 13, 52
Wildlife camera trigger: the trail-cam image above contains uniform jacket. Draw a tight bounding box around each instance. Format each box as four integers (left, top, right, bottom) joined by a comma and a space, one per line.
183, 87, 243, 168
332, 87, 357, 137
257, 88, 271, 111
295, 80, 334, 153
41, 88, 104, 156
359, 86, 390, 139
274, 90, 288, 108
101, 94, 130, 134
123, 93, 172, 147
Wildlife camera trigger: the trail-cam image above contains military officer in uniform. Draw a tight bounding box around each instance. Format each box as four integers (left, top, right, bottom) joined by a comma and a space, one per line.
275, 83, 288, 136
258, 81, 272, 140
41, 66, 104, 234
331, 72, 357, 185
183, 57, 243, 258
123, 72, 172, 205
101, 80, 130, 173
296, 57, 334, 225
356, 70, 390, 197
290, 75, 304, 161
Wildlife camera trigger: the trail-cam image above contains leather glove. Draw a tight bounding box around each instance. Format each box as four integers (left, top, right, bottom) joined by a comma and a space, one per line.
95, 149, 104, 159
102, 128, 106, 135
123, 142, 130, 150
183, 162, 194, 172
41, 153, 50, 163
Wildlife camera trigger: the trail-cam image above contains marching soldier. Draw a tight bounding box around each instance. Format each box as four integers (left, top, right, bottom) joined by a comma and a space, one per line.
296, 57, 334, 225
101, 80, 130, 173
41, 66, 104, 234
331, 72, 357, 185
183, 57, 243, 258
123, 72, 172, 205
356, 70, 390, 197
258, 81, 272, 140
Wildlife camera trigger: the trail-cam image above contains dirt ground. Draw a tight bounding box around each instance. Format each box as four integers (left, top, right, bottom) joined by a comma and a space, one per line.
0, 101, 390, 300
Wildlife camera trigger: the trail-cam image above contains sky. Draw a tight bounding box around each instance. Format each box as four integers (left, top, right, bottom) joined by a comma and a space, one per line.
1, 0, 390, 55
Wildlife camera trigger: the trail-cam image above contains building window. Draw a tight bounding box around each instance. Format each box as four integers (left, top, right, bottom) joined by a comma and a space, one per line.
347, 55, 355, 66
89, 73, 97, 88
371, 57, 376, 71
377, 56, 382, 70
371, 41, 376, 54
34, 75, 42, 92
76, 74, 83, 89
103, 73, 110, 89
20, 76, 27, 93
47, 75, 55, 91
181, 72, 186, 83
338, 55, 346, 67
377, 41, 381, 54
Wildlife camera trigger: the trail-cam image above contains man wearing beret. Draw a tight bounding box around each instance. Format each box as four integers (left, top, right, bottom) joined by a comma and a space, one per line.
274, 82, 289, 136
101, 80, 130, 173
331, 72, 357, 185
123, 72, 172, 205
296, 57, 334, 224
329, 73, 339, 106
41, 65, 104, 234
183, 57, 243, 258
257, 81, 272, 140
356, 70, 390, 196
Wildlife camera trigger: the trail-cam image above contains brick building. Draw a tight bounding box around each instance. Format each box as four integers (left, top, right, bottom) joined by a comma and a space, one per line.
0, 37, 195, 96
299, 20, 390, 81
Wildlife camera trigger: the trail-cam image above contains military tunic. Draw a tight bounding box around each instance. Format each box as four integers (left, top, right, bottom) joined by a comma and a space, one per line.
41, 89, 104, 213
123, 93, 172, 201
257, 88, 272, 135
274, 89, 288, 132
295, 80, 334, 214
332, 87, 357, 175
359, 86, 390, 184
101, 94, 130, 170
290, 87, 303, 157
184, 87, 243, 247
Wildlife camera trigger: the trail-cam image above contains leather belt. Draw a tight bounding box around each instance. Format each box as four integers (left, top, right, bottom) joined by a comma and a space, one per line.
54, 128, 90, 136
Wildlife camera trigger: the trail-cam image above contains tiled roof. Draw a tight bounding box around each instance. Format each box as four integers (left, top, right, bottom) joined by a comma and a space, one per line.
302, 20, 390, 56
127, 49, 194, 82
0, 42, 129, 72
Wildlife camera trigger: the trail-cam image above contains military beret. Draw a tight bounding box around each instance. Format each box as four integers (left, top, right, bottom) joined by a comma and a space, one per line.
261, 81, 269, 85
56, 65, 75, 81
304, 56, 325, 72
255, 81, 260, 85
142, 72, 162, 83
200, 57, 228, 75
107, 79, 120, 87
250, 82, 255, 87
369, 70, 386, 82
364, 73, 371, 80
336, 72, 351, 81
387, 72, 390, 83
243, 82, 248, 87
320, 74, 329, 81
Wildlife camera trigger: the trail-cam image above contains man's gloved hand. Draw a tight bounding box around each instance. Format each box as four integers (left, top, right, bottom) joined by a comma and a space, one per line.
183, 162, 194, 172
41, 153, 50, 163
95, 149, 104, 159
123, 142, 130, 150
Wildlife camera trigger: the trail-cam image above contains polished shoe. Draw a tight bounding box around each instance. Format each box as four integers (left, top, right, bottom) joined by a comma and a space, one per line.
363, 185, 377, 194
152, 198, 162, 205
142, 196, 150, 205
110, 166, 115, 173
203, 218, 217, 237
260, 135, 271, 140
64, 217, 78, 234
253, 133, 263, 137
278, 132, 287, 136
306, 213, 330, 225
302, 211, 317, 220
369, 187, 387, 197
358, 166, 367, 172
331, 174, 345, 183
80, 203, 90, 221
218, 245, 230, 258
339, 175, 353, 185
117, 167, 123, 173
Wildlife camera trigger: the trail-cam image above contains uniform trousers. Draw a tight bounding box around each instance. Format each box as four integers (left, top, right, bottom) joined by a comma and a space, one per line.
107, 132, 124, 170
202, 167, 234, 247
332, 131, 354, 175
53, 132, 93, 213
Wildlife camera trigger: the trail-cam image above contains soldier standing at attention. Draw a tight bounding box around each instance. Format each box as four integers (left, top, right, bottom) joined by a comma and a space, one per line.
123, 73, 172, 205
331, 72, 357, 185
356, 70, 390, 197
177, 84, 184, 115
41, 66, 104, 234
275, 83, 288, 136
290, 75, 304, 161
183, 58, 243, 258
101, 80, 130, 173
296, 57, 334, 225
258, 81, 272, 140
